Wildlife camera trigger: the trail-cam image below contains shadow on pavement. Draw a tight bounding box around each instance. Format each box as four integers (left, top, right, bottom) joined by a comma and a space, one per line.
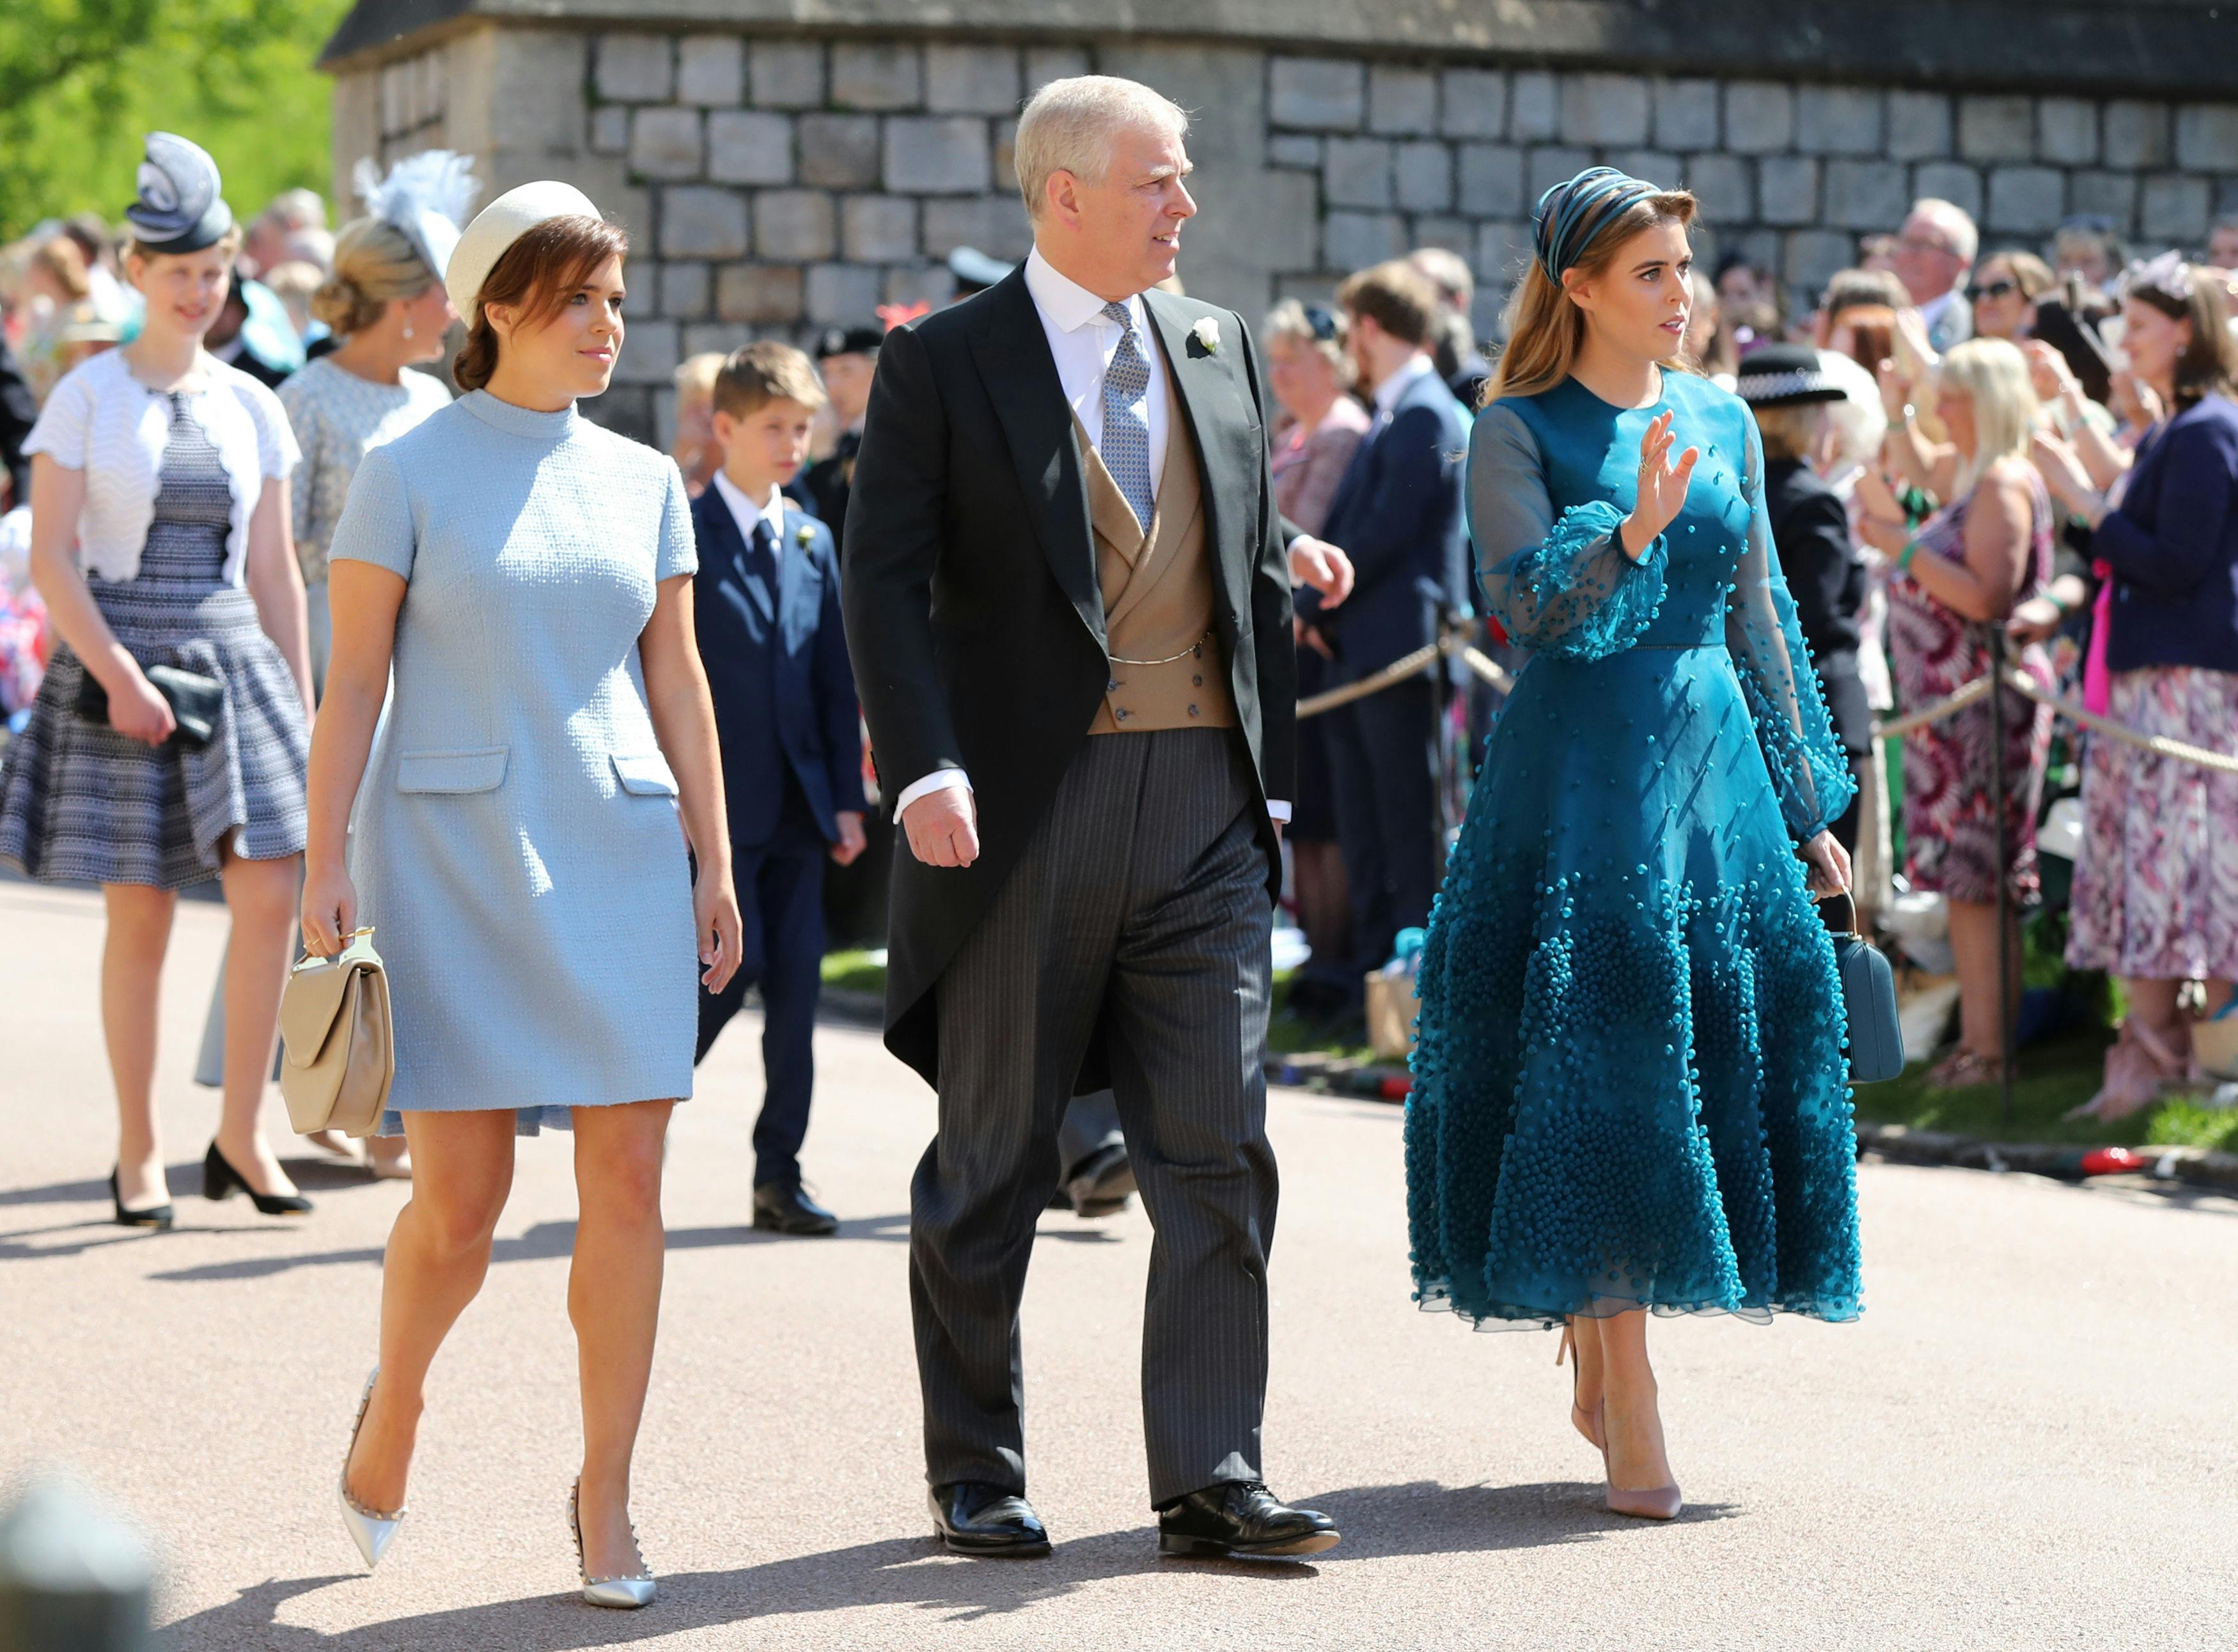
1310, 1479, 1740, 1557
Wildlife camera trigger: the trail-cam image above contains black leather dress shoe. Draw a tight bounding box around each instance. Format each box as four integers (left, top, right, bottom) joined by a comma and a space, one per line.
929, 1481, 1051, 1556
1157, 1482, 1339, 1559
752, 1180, 838, 1235
1064, 1142, 1137, 1219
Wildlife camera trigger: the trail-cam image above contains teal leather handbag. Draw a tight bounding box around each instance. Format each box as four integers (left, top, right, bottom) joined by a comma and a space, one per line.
1821, 892, 1904, 1084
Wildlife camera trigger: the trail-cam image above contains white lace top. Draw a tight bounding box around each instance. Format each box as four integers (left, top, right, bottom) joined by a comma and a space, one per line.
277, 357, 451, 584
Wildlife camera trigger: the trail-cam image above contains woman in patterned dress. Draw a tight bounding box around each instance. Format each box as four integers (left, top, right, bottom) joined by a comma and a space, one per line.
0, 134, 314, 1225
1872, 339, 2057, 1088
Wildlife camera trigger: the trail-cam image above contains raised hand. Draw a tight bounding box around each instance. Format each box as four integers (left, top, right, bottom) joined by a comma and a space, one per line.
1620, 410, 1698, 559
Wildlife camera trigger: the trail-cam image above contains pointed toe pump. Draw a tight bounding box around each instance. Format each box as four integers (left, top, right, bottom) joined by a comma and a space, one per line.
1595, 1399, 1682, 1521
203, 1141, 313, 1216
109, 1167, 174, 1231
568, 1480, 655, 1609
339, 1369, 405, 1570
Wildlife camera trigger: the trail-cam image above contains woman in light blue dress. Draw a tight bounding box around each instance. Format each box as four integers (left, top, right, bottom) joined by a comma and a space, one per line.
1405, 171, 1861, 1520
302, 183, 742, 1607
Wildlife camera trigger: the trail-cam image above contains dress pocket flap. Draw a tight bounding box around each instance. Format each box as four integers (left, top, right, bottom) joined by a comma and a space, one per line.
611, 751, 680, 797
396, 746, 509, 793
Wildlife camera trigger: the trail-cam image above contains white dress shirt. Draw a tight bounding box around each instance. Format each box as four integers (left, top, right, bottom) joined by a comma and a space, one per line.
894, 246, 1290, 825
1370, 352, 1438, 425
710, 467, 790, 556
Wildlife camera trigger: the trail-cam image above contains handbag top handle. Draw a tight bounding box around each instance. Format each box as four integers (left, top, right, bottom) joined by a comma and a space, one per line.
1817, 889, 1861, 939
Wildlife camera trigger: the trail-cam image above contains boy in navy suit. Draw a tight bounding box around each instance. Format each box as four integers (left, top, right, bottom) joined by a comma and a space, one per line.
693, 343, 868, 1234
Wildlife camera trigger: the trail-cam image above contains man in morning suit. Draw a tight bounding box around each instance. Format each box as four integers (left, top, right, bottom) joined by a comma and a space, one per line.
693, 343, 869, 1236
841, 75, 1338, 1562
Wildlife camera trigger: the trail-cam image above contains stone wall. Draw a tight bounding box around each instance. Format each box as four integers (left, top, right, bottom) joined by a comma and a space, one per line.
327, 20, 2238, 445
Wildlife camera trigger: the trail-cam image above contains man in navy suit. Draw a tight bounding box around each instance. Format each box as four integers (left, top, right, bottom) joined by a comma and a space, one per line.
1299, 259, 1469, 1006
693, 343, 870, 1235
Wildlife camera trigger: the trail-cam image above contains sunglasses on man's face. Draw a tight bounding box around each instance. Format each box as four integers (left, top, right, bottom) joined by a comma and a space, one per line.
1967, 279, 2017, 302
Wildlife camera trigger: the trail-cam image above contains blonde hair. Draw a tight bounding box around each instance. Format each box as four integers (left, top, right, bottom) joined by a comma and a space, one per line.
29, 235, 91, 302
1013, 75, 1189, 222
1936, 337, 2037, 497
1753, 402, 1826, 464
1262, 299, 1349, 378
123, 222, 244, 269
673, 350, 725, 408
1488, 189, 1698, 403
312, 216, 435, 335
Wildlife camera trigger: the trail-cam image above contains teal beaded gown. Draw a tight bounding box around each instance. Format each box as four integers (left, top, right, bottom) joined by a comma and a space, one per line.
1406, 368, 1863, 1328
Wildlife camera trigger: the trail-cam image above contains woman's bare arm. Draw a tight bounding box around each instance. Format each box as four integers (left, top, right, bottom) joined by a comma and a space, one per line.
26, 455, 173, 744
300, 559, 402, 952
1909, 462, 2035, 623
640, 573, 742, 992
243, 477, 313, 712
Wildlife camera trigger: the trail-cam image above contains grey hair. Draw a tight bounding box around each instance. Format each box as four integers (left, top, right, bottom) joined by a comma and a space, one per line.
1908, 197, 1979, 265
1013, 75, 1189, 222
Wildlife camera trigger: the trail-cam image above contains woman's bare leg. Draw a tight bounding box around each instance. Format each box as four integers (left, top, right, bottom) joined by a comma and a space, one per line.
570, 1098, 673, 1579
214, 848, 304, 1196
1945, 898, 2021, 1061
344, 1109, 517, 1515
1565, 1313, 1604, 1444
1597, 1309, 1676, 1493
102, 884, 176, 1208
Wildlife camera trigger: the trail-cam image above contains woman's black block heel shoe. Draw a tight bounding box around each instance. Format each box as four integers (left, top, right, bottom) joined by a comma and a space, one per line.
109, 1168, 174, 1230
203, 1142, 313, 1216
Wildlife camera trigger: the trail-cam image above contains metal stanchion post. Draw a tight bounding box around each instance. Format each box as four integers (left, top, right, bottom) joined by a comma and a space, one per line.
1987, 628, 2015, 1125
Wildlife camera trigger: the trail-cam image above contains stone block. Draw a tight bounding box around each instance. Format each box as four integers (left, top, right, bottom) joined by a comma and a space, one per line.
798, 115, 879, 190
1471, 284, 1508, 346
2142, 175, 2212, 244
843, 195, 918, 262
755, 190, 836, 261
1887, 91, 1951, 161
806, 262, 882, 325
1796, 87, 1882, 156
1455, 144, 1523, 215
1822, 159, 1909, 231
1369, 67, 1438, 136
1393, 141, 1454, 212
1324, 137, 1392, 208
1510, 72, 1558, 141
678, 35, 743, 106
1724, 82, 1793, 155
660, 186, 748, 259
661, 261, 708, 319
883, 117, 990, 194
2103, 101, 2169, 169
446, 28, 586, 157
1757, 157, 1819, 226
1783, 230, 1856, 294
1987, 166, 2066, 234
993, 119, 1018, 192
1270, 56, 1364, 132
630, 107, 703, 180
597, 33, 671, 103
1681, 154, 1752, 222
1410, 215, 1471, 253
884, 265, 953, 309
2069, 170, 2137, 233
2176, 104, 2238, 171
590, 105, 630, 156
1654, 79, 1719, 152
1323, 210, 1405, 272
613, 317, 679, 384
831, 42, 921, 111
1474, 219, 1531, 288
922, 195, 1032, 261
927, 44, 1021, 114
586, 386, 654, 445
716, 264, 802, 323
1958, 95, 2033, 162
1269, 135, 1320, 169
708, 110, 792, 185
2038, 97, 2099, 166
1607, 151, 1680, 192
1439, 68, 1506, 139
1024, 47, 1091, 95
750, 40, 824, 111
682, 322, 753, 358
1559, 74, 1650, 147
1911, 162, 1982, 224
1525, 146, 1594, 203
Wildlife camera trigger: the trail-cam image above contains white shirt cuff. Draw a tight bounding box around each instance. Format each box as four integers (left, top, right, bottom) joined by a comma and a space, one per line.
1265, 800, 1293, 824
894, 768, 973, 816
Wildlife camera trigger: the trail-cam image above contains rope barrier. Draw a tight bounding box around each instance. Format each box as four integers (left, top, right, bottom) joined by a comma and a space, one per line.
1294, 632, 1515, 719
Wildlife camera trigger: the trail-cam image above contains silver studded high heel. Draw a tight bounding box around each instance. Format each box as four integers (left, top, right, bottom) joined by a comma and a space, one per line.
338, 1369, 405, 1569
568, 1478, 655, 1609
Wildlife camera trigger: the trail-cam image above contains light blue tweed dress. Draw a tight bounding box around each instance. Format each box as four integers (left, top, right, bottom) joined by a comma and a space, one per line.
329, 389, 700, 1135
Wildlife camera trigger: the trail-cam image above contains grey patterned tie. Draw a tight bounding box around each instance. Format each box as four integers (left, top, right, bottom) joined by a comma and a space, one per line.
1099, 299, 1155, 532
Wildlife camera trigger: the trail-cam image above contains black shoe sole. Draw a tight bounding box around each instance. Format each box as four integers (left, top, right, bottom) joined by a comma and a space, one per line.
1157, 1529, 1341, 1559
933, 1529, 1052, 1558
751, 1212, 838, 1236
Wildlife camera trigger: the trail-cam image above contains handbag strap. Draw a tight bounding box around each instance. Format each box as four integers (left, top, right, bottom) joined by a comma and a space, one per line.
1817, 889, 1860, 939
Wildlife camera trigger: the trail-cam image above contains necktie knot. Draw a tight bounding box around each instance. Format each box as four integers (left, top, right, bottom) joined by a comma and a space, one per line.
1100, 299, 1136, 334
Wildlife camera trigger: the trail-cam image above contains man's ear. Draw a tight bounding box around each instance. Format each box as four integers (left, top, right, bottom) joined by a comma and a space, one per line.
1045, 169, 1083, 232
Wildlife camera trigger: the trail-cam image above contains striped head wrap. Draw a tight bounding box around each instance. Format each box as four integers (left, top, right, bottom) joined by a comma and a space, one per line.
1533, 165, 1661, 285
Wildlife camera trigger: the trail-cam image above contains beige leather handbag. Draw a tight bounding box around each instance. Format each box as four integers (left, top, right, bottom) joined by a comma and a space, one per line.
279, 928, 395, 1138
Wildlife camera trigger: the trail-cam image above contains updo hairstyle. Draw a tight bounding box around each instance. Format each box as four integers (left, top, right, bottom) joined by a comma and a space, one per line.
312, 217, 434, 336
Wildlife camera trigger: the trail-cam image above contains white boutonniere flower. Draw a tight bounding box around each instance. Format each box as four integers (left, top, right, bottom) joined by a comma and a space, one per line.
1189, 317, 1220, 356
795, 524, 815, 547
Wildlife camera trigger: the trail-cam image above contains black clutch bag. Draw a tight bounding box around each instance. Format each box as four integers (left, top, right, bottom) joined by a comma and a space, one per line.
74, 663, 223, 746
1820, 891, 1904, 1084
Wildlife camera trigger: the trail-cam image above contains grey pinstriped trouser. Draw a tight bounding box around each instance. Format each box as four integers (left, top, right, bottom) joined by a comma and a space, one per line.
914, 726, 1278, 1507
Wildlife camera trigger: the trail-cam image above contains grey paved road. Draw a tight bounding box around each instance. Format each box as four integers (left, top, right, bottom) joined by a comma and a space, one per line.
4, 880, 2230, 1651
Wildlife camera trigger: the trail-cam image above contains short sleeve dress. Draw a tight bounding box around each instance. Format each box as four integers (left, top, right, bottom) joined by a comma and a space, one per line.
329, 389, 700, 1136
1405, 370, 1864, 1329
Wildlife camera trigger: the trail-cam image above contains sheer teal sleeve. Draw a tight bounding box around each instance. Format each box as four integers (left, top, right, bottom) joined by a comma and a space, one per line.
1469, 401, 1667, 660
1726, 407, 1856, 841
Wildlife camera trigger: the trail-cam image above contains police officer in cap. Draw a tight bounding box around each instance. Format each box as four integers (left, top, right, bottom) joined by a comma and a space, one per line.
802, 325, 880, 555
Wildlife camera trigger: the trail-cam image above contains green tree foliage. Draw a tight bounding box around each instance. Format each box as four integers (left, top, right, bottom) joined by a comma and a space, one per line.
1, 0, 352, 241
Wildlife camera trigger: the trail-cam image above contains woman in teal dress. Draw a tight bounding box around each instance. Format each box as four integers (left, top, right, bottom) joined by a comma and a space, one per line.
1406, 169, 1862, 1520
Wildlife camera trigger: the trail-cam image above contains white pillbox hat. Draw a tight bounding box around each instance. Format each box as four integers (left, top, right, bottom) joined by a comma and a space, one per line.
444, 179, 603, 316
